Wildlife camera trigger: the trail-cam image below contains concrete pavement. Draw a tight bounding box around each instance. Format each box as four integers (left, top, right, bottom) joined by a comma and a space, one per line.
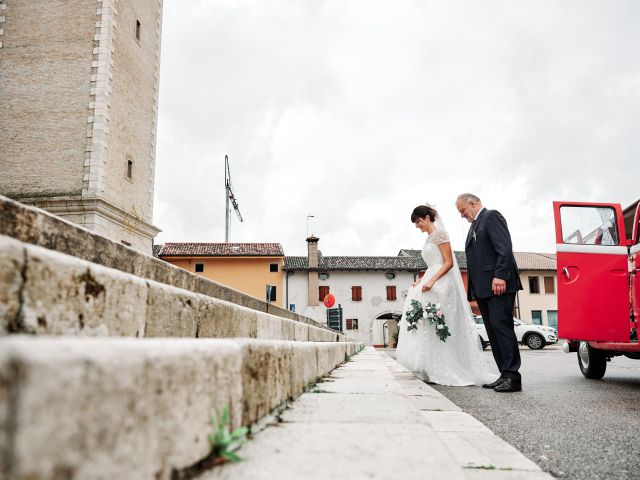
210, 347, 552, 479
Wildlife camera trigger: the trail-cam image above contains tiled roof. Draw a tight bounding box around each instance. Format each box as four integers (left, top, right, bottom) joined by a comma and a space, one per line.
512, 252, 557, 271
159, 243, 284, 257
398, 249, 466, 269
284, 256, 424, 272
399, 249, 556, 271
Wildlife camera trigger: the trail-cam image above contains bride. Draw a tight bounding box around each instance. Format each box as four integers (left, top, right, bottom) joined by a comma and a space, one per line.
396, 204, 499, 386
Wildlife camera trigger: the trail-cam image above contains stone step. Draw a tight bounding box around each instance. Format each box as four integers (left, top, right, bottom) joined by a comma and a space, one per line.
0, 234, 343, 342
0, 336, 363, 479
0, 194, 322, 328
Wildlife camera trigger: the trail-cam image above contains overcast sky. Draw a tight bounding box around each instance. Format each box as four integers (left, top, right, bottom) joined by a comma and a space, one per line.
153, 0, 639, 256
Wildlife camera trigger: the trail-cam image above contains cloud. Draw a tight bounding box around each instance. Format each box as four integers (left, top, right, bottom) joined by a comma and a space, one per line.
154, 0, 640, 256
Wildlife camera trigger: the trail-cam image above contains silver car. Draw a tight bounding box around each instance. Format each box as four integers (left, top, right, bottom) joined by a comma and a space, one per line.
474, 316, 558, 350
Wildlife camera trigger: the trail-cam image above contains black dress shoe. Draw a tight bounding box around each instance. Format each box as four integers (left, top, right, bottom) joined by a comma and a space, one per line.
494, 378, 522, 392
482, 377, 505, 389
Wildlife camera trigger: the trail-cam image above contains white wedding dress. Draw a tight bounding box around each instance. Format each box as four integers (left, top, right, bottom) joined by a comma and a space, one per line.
396, 228, 499, 386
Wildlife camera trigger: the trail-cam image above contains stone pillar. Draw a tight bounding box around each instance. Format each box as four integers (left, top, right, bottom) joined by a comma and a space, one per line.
307, 236, 319, 306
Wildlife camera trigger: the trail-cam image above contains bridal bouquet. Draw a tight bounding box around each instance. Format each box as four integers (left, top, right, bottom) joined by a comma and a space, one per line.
405, 300, 451, 342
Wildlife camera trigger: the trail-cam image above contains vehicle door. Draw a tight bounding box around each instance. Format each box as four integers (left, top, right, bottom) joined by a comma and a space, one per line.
631, 203, 640, 327
553, 202, 629, 341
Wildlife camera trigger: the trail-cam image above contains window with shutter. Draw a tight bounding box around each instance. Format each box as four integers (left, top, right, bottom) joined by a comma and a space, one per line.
544, 276, 555, 294
386, 286, 397, 301
346, 319, 359, 330
319, 286, 330, 301
351, 286, 362, 301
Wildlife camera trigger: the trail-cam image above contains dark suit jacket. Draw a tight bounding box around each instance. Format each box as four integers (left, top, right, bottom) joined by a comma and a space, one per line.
465, 208, 523, 301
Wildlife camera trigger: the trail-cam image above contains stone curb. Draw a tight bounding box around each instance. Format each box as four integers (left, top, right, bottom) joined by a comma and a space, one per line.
0, 336, 364, 480
380, 352, 552, 478
211, 348, 552, 480
0, 234, 342, 343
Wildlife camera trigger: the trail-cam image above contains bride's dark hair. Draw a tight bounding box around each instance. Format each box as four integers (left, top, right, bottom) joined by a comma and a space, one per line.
411, 205, 438, 223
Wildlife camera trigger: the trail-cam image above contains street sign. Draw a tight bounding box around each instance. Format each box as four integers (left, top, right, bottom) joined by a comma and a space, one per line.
327, 304, 343, 332
323, 293, 335, 308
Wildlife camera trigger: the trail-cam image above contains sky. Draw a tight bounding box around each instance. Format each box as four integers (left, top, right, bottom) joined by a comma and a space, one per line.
153, 0, 640, 256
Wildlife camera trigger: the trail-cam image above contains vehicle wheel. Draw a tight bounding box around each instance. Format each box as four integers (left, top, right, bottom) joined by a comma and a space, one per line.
525, 333, 545, 350
479, 336, 488, 350
577, 341, 607, 379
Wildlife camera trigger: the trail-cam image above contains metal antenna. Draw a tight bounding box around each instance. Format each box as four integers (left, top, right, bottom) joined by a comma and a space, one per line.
225, 155, 244, 242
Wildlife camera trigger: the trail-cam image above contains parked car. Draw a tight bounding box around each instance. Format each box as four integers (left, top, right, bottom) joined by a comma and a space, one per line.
474, 316, 558, 350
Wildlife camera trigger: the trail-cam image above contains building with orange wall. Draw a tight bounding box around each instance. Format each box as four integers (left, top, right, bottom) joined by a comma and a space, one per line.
156, 243, 284, 307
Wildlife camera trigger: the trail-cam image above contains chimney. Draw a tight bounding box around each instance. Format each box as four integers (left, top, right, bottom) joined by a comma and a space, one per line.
307, 235, 319, 306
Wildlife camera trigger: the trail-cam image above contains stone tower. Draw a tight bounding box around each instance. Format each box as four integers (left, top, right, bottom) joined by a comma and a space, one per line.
0, 0, 163, 253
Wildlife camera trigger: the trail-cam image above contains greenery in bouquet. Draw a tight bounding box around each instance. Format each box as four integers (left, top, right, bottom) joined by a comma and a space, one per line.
423, 302, 451, 342
404, 300, 451, 342
405, 299, 423, 332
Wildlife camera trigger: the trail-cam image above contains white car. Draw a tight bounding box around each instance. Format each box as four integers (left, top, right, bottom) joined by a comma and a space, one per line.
474, 316, 558, 350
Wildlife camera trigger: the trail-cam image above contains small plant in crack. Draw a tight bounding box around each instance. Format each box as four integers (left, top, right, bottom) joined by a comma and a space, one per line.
310, 387, 331, 393
208, 406, 249, 463
463, 464, 498, 470
171, 406, 248, 479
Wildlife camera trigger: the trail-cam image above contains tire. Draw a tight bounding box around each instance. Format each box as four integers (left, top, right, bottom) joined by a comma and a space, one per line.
577, 341, 607, 379
525, 333, 545, 350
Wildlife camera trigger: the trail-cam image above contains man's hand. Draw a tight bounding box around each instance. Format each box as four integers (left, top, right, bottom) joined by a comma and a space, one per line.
492, 278, 506, 295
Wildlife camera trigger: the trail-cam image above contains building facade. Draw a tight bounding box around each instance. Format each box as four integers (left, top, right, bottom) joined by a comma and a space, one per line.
513, 253, 558, 328
157, 243, 285, 308
0, 0, 163, 253
285, 238, 423, 346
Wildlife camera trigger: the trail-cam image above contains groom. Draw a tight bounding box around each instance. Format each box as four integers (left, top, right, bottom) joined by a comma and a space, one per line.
456, 193, 523, 392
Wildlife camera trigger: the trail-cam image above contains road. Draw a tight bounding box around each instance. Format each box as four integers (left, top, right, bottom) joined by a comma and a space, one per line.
428, 346, 640, 479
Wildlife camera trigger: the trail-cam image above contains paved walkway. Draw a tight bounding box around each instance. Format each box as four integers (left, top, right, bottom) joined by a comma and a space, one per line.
209, 347, 552, 479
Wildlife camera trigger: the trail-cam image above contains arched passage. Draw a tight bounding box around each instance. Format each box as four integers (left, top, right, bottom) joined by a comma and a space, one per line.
370, 310, 402, 347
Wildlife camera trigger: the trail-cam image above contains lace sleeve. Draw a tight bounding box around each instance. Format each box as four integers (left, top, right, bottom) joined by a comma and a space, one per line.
430, 229, 450, 245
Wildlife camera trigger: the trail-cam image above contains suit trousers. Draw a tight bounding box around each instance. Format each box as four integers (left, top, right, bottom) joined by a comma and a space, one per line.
476, 293, 521, 381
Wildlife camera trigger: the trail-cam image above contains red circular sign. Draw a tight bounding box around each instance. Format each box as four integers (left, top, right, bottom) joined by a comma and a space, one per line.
323, 293, 335, 308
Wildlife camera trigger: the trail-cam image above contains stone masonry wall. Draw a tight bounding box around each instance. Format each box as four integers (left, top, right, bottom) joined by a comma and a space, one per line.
0, 0, 95, 198
101, 0, 162, 224
0, 0, 161, 253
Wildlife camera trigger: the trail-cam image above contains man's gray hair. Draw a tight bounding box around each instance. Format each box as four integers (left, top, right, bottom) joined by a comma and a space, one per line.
457, 193, 481, 204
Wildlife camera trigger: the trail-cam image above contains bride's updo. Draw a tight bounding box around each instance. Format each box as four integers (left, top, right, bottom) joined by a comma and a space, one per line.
411, 205, 438, 223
